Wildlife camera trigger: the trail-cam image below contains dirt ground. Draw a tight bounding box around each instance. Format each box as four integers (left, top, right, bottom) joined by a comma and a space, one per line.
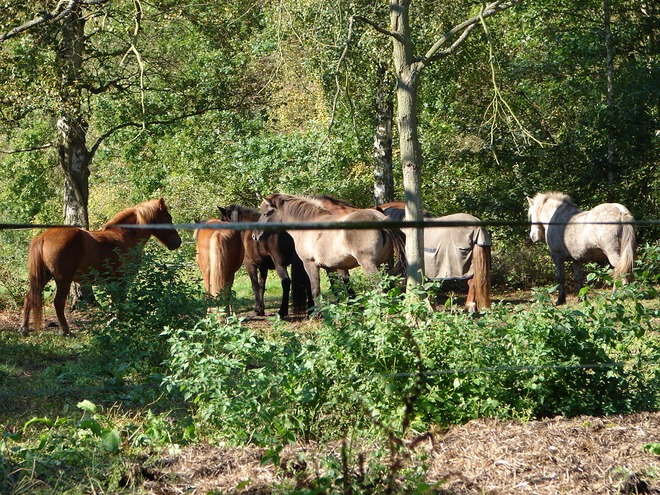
3, 305, 660, 494
141, 412, 660, 495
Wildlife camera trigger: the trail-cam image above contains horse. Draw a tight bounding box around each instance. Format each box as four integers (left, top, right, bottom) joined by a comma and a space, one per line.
194, 219, 244, 312
527, 192, 636, 305
377, 204, 492, 311
256, 193, 407, 303
18, 198, 182, 336
219, 204, 312, 317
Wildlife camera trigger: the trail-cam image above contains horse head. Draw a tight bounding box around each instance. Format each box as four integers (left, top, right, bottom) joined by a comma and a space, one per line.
253, 196, 281, 242
149, 198, 182, 250
527, 196, 545, 243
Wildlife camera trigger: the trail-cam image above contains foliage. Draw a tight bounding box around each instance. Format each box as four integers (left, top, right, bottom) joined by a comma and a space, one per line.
163, 271, 660, 446
1, 399, 193, 494
86, 244, 206, 381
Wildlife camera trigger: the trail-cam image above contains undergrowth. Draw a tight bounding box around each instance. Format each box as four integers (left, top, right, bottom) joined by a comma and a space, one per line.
1, 244, 660, 493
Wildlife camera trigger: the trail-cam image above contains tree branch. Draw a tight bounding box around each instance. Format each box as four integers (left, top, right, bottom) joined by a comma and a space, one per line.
353, 14, 404, 43
0, 0, 111, 42
88, 104, 244, 158
0, 144, 53, 154
423, 0, 524, 65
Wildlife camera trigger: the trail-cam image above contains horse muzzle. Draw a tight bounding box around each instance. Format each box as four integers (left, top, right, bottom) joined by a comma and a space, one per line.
167, 236, 183, 250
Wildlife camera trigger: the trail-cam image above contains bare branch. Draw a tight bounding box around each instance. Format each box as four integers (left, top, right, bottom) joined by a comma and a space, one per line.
0, 144, 53, 154
88, 104, 247, 157
0, 0, 111, 42
353, 14, 404, 43
423, 0, 524, 65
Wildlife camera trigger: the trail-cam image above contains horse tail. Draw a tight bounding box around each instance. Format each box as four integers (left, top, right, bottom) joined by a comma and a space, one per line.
386, 228, 408, 276
612, 213, 636, 284
22, 235, 50, 333
208, 232, 231, 299
290, 253, 311, 314
472, 243, 492, 309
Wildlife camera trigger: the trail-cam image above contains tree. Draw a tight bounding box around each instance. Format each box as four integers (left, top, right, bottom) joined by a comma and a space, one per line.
354, 0, 524, 285
0, 0, 270, 227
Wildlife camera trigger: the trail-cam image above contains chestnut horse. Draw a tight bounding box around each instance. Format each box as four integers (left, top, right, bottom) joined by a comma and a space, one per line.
219, 204, 312, 317
194, 219, 244, 312
19, 198, 182, 336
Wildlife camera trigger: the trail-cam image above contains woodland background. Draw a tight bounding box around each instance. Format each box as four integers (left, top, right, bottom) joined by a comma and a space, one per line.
0, 0, 659, 287
2, 2, 660, 493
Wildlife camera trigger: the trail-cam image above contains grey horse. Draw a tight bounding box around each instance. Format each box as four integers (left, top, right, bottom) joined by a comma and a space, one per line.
527, 192, 636, 304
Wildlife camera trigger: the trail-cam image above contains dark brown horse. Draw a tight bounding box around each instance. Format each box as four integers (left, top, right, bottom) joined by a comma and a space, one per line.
19, 198, 182, 336
194, 219, 244, 312
219, 204, 312, 317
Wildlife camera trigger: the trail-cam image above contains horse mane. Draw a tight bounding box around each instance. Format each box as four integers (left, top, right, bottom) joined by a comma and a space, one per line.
102, 198, 163, 228
312, 194, 357, 209
529, 191, 576, 219
281, 195, 332, 220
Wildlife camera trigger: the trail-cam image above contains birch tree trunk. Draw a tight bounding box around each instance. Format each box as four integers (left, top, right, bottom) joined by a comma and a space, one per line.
55, 5, 90, 229
373, 61, 394, 206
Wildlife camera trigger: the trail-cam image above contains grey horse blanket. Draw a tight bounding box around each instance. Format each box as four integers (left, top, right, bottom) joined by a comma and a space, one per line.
423, 214, 491, 280
381, 208, 491, 280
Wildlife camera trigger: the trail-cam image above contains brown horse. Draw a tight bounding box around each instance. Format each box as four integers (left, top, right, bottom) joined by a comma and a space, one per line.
194, 219, 244, 312
256, 193, 407, 303
19, 198, 182, 336
377, 204, 492, 311
219, 204, 312, 317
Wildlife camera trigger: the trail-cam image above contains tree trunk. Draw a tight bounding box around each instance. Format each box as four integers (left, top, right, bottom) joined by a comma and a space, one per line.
373, 61, 394, 206
390, 0, 425, 286
55, 5, 94, 307
56, 5, 90, 229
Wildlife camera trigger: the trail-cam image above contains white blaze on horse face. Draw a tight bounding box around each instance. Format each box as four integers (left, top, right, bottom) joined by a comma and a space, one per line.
529, 224, 543, 243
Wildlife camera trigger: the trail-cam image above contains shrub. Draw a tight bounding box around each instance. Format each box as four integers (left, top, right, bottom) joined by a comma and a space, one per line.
162, 274, 660, 446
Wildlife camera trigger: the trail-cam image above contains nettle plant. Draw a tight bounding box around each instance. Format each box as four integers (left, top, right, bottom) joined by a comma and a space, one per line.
162, 272, 660, 446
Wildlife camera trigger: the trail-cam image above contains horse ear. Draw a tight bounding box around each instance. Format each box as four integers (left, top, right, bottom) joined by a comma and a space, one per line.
158, 197, 166, 210
526, 196, 534, 207
217, 206, 227, 218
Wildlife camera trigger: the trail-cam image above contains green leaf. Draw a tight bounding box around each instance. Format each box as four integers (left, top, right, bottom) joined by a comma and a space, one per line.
77, 400, 97, 414
79, 419, 102, 436
643, 443, 660, 455
101, 428, 121, 452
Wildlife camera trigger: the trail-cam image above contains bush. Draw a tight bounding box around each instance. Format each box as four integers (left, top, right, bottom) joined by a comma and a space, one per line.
87, 245, 206, 380
162, 274, 660, 446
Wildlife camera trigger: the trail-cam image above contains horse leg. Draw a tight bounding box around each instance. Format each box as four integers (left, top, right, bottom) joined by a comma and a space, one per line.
53, 279, 73, 336
553, 256, 567, 305
274, 263, 291, 318
304, 261, 321, 303
573, 261, 585, 297
465, 278, 477, 312
246, 263, 265, 316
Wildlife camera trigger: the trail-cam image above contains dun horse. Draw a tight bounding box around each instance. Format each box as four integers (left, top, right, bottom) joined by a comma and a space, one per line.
527, 192, 636, 305
219, 204, 312, 317
194, 219, 244, 311
256, 193, 406, 303
19, 198, 182, 336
